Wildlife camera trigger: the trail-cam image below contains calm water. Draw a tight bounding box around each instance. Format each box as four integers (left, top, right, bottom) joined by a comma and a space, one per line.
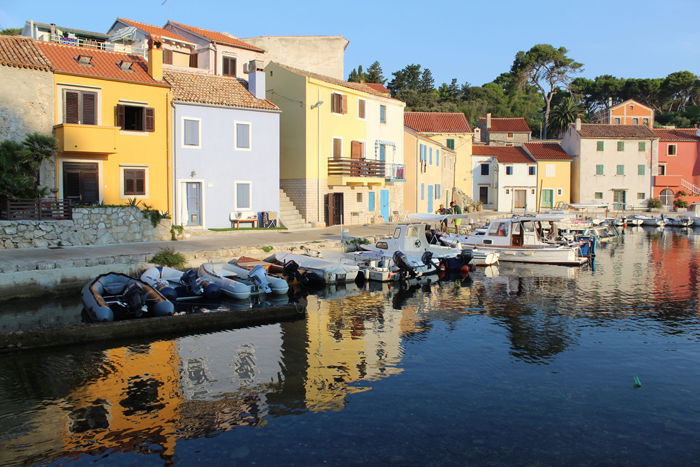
1, 228, 700, 466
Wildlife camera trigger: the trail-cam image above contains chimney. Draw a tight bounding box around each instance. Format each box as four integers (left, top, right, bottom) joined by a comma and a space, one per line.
575, 117, 581, 131
247, 59, 266, 100
50, 23, 56, 39
608, 97, 613, 108
147, 37, 163, 81
486, 112, 492, 130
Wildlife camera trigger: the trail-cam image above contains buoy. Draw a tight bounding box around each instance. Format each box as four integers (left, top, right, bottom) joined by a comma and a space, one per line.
460, 265, 471, 274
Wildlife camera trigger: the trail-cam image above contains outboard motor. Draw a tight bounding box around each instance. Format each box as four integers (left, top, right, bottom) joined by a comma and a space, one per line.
283, 260, 324, 288
182, 268, 203, 296
421, 251, 434, 267
248, 265, 272, 294
393, 250, 417, 279
121, 282, 146, 318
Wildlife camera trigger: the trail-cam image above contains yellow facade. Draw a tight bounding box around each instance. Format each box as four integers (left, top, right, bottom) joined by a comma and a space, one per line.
423, 133, 472, 197
52, 72, 171, 213
404, 128, 455, 214
536, 160, 572, 209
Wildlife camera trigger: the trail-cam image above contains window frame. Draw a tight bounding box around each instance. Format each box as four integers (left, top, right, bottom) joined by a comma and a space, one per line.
62, 87, 99, 126
331, 92, 347, 114
222, 55, 237, 77
667, 144, 677, 156
234, 181, 253, 211
637, 192, 645, 200
116, 103, 154, 133
594, 192, 603, 200
379, 104, 387, 124
234, 121, 252, 151
120, 165, 149, 199
181, 117, 201, 148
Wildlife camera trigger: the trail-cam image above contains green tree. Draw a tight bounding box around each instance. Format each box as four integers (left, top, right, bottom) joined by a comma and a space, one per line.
365, 61, 385, 84
548, 96, 583, 138
0, 133, 56, 200
347, 65, 366, 83
0, 28, 21, 36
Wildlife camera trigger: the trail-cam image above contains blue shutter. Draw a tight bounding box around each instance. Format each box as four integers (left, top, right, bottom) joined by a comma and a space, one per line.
368, 191, 375, 211
429, 147, 433, 165
421, 183, 425, 200
436, 184, 441, 198
436, 150, 440, 167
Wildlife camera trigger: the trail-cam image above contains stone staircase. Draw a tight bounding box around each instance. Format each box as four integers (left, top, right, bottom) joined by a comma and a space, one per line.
279, 189, 312, 229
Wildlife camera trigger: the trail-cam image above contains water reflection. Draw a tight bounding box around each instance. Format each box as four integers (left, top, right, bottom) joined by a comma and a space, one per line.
1, 229, 700, 465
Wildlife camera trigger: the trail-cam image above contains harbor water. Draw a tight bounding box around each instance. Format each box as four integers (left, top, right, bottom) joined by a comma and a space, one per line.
1, 228, 699, 466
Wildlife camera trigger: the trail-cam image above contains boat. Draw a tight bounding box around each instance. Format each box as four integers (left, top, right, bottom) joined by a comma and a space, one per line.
341, 249, 439, 281
197, 263, 254, 300
664, 216, 693, 227
235, 256, 325, 288
273, 252, 360, 284
81, 272, 174, 322
226, 260, 290, 295
630, 214, 665, 227
141, 266, 222, 301
441, 216, 589, 266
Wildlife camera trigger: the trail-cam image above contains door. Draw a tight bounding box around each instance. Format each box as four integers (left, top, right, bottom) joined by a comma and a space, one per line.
380, 189, 390, 221
514, 189, 527, 209
427, 185, 434, 213
613, 190, 626, 210
185, 182, 202, 226
479, 186, 489, 205
62, 162, 99, 204
325, 193, 344, 226
541, 189, 554, 208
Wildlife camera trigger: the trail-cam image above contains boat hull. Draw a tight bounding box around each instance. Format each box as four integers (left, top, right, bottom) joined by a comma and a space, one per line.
198, 263, 253, 300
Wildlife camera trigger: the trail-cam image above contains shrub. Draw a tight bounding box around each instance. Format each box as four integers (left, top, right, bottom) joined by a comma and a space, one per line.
646, 198, 663, 209
149, 248, 186, 269
261, 245, 274, 253
170, 225, 184, 241
674, 199, 688, 209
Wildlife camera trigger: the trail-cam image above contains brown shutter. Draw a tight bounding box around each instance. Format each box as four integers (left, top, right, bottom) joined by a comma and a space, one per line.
163, 49, 173, 65
189, 53, 198, 68
144, 107, 155, 132
64, 91, 80, 124
358, 99, 365, 118
82, 92, 96, 125
116, 104, 125, 129
333, 138, 342, 159
341, 95, 348, 114
351, 141, 362, 159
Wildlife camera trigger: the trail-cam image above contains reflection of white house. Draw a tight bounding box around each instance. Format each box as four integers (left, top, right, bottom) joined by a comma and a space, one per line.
472, 145, 537, 212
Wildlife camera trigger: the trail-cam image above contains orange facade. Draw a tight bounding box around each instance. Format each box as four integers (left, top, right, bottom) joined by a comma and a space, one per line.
609, 100, 654, 127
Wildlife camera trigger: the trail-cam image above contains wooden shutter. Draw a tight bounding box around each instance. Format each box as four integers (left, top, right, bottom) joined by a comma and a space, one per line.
333, 138, 342, 159
82, 92, 96, 125
358, 99, 365, 118
64, 91, 80, 124
351, 141, 362, 159
163, 49, 173, 65
144, 108, 155, 132
189, 53, 198, 68
116, 104, 125, 129
341, 95, 348, 114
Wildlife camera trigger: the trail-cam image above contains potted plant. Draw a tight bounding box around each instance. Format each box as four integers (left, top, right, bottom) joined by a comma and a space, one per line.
674, 191, 688, 212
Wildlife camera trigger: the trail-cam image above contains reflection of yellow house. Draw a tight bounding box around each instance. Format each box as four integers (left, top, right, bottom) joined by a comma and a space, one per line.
523, 143, 573, 209
36, 40, 171, 212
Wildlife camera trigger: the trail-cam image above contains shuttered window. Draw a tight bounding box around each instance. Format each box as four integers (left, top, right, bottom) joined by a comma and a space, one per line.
123, 168, 146, 196
638, 165, 645, 175
116, 105, 155, 132
358, 99, 366, 119
235, 122, 251, 149
163, 50, 173, 65
617, 141, 625, 151
183, 119, 200, 147
223, 56, 236, 77
189, 53, 198, 68
596, 141, 604, 151
446, 138, 455, 150
351, 141, 363, 158
368, 191, 375, 211
333, 138, 342, 159
380, 105, 386, 123
331, 93, 346, 114
63, 89, 97, 125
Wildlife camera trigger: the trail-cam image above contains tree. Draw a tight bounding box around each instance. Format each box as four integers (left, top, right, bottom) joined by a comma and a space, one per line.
0, 28, 21, 36
0, 133, 56, 200
438, 79, 462, 103
511, 44, 583, 139
347, 65, 366, 83
365, 61, 385, 84
548, 96, 583, 138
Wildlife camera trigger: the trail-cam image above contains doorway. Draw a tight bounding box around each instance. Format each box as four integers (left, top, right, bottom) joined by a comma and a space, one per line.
613, 190, 627, 210
62, 162, 99, 204
514, 189, 527, 209
380, 189, 390, 221
541, 189, 554, 208
479, 186, 489, 205
427, 185, 434, 213
184, 182, 202, 226
325, 192, 344, 226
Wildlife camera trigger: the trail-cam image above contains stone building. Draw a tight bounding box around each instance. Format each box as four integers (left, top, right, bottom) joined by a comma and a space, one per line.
476, 113, 531, 146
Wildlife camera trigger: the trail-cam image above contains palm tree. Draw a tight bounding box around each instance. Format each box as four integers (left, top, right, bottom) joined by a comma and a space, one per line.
548, 97, 583, 138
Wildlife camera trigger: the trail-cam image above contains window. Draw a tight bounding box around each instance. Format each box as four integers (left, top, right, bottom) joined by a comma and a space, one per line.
596, 141, 604, 151
163, 49, 173, 65
357, 192, 363, 203
594, 192, 603, 200
368, 191, 375, 211
506, 166, 513, 175
546, 164, 555, 177
633, 118, 639, 125
421, 183, 424, 200
436, 150, 440, 167
122, 167, 146, 197
235, 182, 252, 210
617, 141, 624, 151
358, 99, 366, 119
235, 122, 251, 150
380, 105, 387, 123
116, 104, 154, 132
596, 164, 604, 175
557, 188, 563, 196
183, 118, 200, 147
446, 138, 455, 150
643, 118, 649, 126
638, 142, 646, 151
480, 163, 489, 176
668, 144, 677, 156
528, 166, 536, 176
637, 193, 645, 200
331, 93, 346, 114
222, 56, 237, 77
615, 118, 621, 124
616, 164, 624, 175
333, 138, 342, 159
630, 105, 635, 110
638, 164, 645, 175
436, 184, 441, 199
505, 189, 510, 194
658, 164, 666, 176
189, 53, 198, 68
63, 89, 97, 125
351, 140, 364, 158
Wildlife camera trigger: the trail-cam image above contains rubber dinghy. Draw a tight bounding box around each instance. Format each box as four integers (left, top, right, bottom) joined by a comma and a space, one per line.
226, 260, 290, 295
273, 252, 360, 284
141, 266, 222, 301
198, 262, 270, 300
82, 272, 174, 322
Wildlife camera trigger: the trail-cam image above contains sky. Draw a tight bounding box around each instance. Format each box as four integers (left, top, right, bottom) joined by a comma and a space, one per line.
1, 0, 699, 86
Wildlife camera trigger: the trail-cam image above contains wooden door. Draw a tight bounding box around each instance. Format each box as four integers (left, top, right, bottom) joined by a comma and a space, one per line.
325, 193, 344, 226
63, 162, 98, 204
514, 189, 526, 209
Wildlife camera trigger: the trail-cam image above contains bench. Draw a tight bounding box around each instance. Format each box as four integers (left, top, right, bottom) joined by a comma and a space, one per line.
230, 211, 258, 229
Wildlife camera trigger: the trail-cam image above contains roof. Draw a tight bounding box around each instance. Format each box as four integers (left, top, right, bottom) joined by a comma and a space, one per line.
0, 36, 52, 71
652, 128, 700, 142
164, 70, 278, 111
610, 98, 653, 111
36, 41, 167, 86
116, 18, 193, 44
167, 21, 264, 52
31, 22, 108, 39
480, 117, 531, 132
364, 82, 390, 94
275, 63, 401, 101
576, 123, 657, 139
404, 126, 454, 152
405, 112, 472, 133
523, 143, 573, 161
472, 145, 534, 164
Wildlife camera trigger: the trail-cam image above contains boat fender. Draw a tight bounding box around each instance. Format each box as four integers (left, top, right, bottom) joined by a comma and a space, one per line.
151, 300, 175, 317
203, 283, 222, 299
160, 286, 178, 302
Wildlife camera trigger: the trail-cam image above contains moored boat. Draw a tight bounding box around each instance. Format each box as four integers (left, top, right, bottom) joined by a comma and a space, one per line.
273, 252, 360, 284
197, 263, 254, 300
226, 260, 290, 295
141, 266, 222, 302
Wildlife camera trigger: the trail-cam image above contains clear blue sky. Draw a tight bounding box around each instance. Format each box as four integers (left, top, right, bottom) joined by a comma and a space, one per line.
2, 0, 698, 86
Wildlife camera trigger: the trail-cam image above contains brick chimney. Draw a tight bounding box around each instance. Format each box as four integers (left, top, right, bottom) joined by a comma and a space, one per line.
486, 112, 492, 129
247, 59, 266, 99
575, 117, 582, 131
147, 37, 163, 81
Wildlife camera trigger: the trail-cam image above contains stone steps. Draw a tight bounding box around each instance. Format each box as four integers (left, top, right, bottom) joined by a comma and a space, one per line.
279, 190, 312, 229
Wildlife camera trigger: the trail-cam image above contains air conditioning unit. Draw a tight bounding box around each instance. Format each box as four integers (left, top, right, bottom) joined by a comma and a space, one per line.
243, 62, 250, 74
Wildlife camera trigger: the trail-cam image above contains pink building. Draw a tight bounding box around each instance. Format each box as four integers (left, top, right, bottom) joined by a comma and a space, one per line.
652, 128, 700, 207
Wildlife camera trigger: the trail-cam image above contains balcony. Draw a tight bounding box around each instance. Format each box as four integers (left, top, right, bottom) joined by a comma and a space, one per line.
327, 158, 386, 186
55, 124, 119, 154
46, 35, 146, 55
385, 163, 406, 181
654, 175, 682, 187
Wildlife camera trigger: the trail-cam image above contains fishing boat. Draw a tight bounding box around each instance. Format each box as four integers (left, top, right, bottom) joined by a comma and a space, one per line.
82, 272, 174, 322
273, 252, 360, 284
225, 260, 290, 295
197, 263, 255, 300
141, 266, 222, 301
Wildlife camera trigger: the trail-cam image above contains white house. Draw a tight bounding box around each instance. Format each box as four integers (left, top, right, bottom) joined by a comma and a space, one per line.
472, 145, 537, 212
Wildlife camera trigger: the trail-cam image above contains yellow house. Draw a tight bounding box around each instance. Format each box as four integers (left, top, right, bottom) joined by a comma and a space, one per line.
523, 142, 573, 209
37, 40, 171, 212
266, 62, 405, 226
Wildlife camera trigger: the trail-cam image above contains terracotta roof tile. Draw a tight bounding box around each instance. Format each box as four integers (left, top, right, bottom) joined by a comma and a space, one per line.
167, 21, 264, 52
480, 117, 531, 132
117, 18, 193, 44
405, 112, 472, 133
36, 41, 167, 86
0, 36, 52, 71
164, 70, 278, 111
472, 145, 534, 164
523, 142, 573, 161
652, 128, 700, 142
577, 123, 656, 139
363, 82, 390, 95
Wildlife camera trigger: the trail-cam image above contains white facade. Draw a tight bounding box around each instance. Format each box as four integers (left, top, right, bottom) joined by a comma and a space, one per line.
365, 97, 405, 177
495, 162, 537, 212
472, 156, 495, 208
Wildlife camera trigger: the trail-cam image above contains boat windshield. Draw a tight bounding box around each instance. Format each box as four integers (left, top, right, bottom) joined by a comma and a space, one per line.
488, 222, 509, 237
393, 227, 402, 239
407, 225, 422, 238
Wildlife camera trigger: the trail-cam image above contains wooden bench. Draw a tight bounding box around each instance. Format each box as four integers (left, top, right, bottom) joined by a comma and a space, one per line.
230, 211, 258, 229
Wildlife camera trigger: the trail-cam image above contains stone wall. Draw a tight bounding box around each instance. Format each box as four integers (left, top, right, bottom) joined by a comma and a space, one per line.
0, 206, 171, 249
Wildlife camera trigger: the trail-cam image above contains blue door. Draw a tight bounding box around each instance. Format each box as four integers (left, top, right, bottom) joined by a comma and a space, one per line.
380, 189, 389, 221
427, 185, 433, 213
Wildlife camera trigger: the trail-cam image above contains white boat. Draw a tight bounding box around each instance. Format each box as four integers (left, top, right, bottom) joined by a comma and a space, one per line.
630, 214, 665, 227
141, 266, 222, 301
274, 252, 360, 284
443, 217, 589, 266
226, 261, 290, 295
664, 216, 693, 227
197, 263, 253, 300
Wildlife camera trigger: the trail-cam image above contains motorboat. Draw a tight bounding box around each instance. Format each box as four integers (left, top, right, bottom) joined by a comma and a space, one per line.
235, 256, 324, 288
664, 216, 693, 227
82, 272, 174, 322
630, 214, 665, 227
141, 266, 222, 302
197, 263, 254, 300
273, 252, 360, 284
226, 260, 290, 295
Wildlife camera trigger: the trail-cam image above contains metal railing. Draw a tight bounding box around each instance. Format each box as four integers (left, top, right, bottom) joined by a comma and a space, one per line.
680, 178, 700, 196
47, 35, 146, 55
328, 158, 385, 178
0, 199, 72, 221
384, 163, 406, 180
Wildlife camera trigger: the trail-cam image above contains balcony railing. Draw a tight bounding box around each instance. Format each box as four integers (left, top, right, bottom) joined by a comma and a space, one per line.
46, 35, 146, 55
0, 199, 72, 220
385, 163, 406, 180
328, 158, 385, 178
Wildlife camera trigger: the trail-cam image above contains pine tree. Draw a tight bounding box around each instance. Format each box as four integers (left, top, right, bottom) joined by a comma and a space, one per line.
365, 61, 385, 84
